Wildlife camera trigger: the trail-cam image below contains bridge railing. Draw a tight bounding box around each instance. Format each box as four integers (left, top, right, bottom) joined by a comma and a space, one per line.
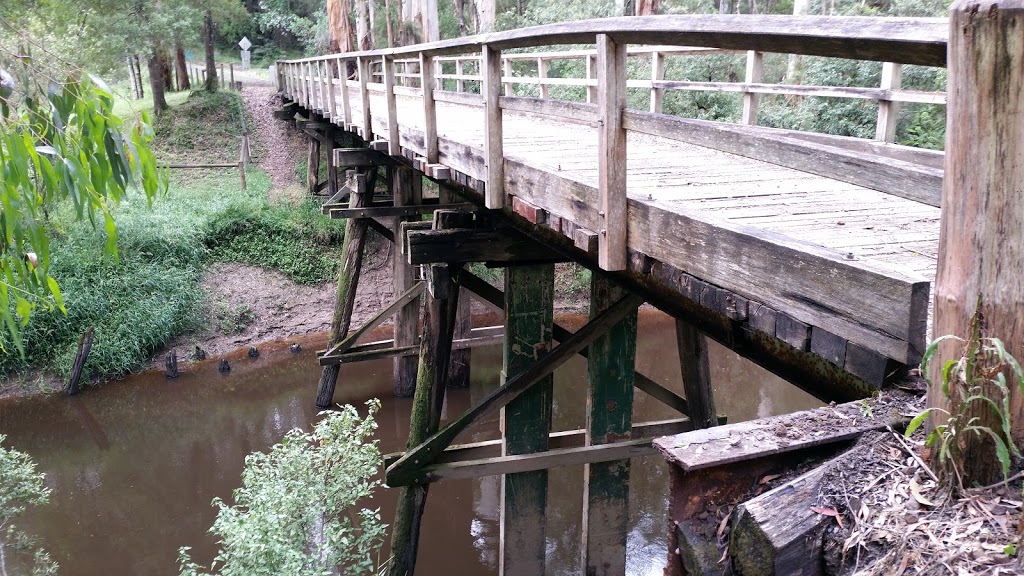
277, 15, 947, 271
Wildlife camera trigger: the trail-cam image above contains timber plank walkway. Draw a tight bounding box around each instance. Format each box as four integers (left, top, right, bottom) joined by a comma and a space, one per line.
278, 15, 947, 398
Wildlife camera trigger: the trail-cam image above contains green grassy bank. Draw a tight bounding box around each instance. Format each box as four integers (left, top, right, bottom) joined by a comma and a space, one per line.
0, 90, 345, 388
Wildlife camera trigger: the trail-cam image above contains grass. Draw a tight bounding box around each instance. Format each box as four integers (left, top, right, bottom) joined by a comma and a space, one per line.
0, 89, 346, 385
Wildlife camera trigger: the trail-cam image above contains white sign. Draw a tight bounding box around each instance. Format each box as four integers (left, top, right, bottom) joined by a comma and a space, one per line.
238, 36, 252, 51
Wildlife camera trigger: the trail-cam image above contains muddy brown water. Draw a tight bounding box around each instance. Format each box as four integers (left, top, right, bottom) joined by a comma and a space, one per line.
0, 309, 820, 575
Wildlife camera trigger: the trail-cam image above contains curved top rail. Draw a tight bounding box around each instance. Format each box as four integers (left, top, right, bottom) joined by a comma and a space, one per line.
281, 15, 948, 67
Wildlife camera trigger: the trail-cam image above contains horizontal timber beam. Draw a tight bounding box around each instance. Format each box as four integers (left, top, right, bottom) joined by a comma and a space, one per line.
318, 326, 504, 365
329, 203, 476, 220
406, 227, 568, 265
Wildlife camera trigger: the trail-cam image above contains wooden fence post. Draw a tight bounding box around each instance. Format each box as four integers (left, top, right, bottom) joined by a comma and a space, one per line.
596, 34, 627, 271
537, 57, 549, 99
742, 51, 764, 126
874, 62, 902, 142
930, 0, 1024, 484
482, 45, 504, 208
358, 57, 372, 139
504, 57, 513, 96
500, 263, 555, 576
229, 63, 234, 89
582, 276, 638, 576
383, 56, 401, 155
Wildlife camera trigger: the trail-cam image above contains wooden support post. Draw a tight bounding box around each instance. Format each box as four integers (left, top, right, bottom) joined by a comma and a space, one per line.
650, 51, 664, 114
421, 54, 439, 163
582, 276, 638, 576
339, 58, 352, 126
482, 45, 504, 208
229, 63, 234, 89
742, 50, 764, 126
306, 136, 321, 196
500, 263, 555, 576
387, 238, 462, 576
393, 165, 422, 397
326, 139, 338, 197
874, 62, 902, 143
676, 320, 717, 430
383, 56, 400, 155
930, 0, 1024, 481
357, 57, 372, 139
440, 185, 472, 389
537, 57, 549, 99
315, 173, 371, 408
596, 34, 627, 271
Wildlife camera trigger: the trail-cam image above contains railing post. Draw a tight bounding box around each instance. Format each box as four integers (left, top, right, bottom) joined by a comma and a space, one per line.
339, 58, 352, 127
421, 54, 439, 163
383, 56, 401, 155
875, 62, 902, 143
537, 57, 549, 99
357, 56, 372, 139
435, 59, 443, 91
456, 58, 465, 93
327, 60, 339, 122
503, 57, 513, 96
650, 51, 664, 114
319, 61, 330, 114
586, 54, 597, 104
596, 34, 627, 272
741, 50, 764, 126
306, 62, 315, 109
482, 45, 504, 208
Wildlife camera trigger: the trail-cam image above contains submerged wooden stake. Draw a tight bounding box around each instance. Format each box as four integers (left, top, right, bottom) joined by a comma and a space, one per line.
387, 260, 461, 576
582, 276, 638, 576
500, 263, 555, 576
676, 319, 717, 429
315, 172, 370, 408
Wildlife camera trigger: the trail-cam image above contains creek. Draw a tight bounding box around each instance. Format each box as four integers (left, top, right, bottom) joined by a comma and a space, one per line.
0, 309, 820, 575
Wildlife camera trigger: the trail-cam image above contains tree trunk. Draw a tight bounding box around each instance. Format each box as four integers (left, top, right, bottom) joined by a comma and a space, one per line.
453, 0, 467, 35
147, 48, 169, 114
635, 0, 660, 15
929, 0, 1024, 487
161, 49, 174, 92
476, 0, 495, 32
785, 0, 810, 82
132, 54, 145, 99
174, 41, 190, 91
384, 0, 395, 47
355, 0, 372, 50
127, 54, 142, 99
203, 9, 217, 91
422, 0, 439, 41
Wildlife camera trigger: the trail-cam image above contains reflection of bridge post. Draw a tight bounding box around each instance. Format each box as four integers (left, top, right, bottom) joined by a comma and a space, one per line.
499, 263, 555, 575
581, 276, 638, 575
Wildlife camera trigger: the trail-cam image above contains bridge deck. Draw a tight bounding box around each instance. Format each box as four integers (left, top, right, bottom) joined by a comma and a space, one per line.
290, 73, 939, 391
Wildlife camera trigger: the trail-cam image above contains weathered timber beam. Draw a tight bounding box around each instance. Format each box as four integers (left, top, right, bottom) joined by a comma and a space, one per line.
395, 437, 664, 485
334, 147, 391, 168
383, 417, 704, 467
318, 281, 426, 360
385, 293, 645, 486
406, 227, 568, 265
282, 16, 947, 67
459, 270, 693, 416
329, 202, 476, 220
318, 327, 504, 366
622, 111, 942, 207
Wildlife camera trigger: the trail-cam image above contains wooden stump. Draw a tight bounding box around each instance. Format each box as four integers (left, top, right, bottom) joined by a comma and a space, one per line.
165, 350, 179, 379
65, 327, 95, 396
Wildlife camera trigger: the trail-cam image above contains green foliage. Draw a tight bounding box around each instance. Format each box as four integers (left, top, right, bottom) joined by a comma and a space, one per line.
178, 401, 387, 576
905, 323, 1024, 490
254, 0, 327, 55
214, 300, 255, 334
0, 35, 164, 354
0, 434, 58, 575
153, 90, 251, 162
205, 200, 345, 285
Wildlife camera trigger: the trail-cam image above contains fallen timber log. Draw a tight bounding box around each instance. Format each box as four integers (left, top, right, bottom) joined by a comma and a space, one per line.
653, 391, 917, 576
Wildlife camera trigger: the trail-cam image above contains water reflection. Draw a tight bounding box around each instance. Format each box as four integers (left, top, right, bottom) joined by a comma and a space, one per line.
0, 309, 820, 575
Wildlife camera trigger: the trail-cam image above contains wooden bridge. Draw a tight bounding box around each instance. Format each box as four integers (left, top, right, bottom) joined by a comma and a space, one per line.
273, 14, 956, 576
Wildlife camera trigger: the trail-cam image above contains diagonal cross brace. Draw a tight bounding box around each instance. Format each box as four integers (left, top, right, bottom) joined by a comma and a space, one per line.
385, 291, 645, 487
318, 281, 426, 363
460, 271, 691, 415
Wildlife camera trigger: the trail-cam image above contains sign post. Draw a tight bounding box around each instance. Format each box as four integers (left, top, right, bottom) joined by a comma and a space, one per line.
239, 36, 252, 70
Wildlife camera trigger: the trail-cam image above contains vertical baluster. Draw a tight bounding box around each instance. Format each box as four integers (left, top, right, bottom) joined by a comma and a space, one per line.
456, 58, 465, 92
383, 56, 400, 155
742, 50, 764, 126
421, 54, 438, 163
875, 62, 902, 143
482, 46, 504, 208
650, 50, 664, 114
339, 57, 352, 127
537, 57, 548, 99
357, 56, 371, 139
586, 53, 597, 104
503, 57, 513, 96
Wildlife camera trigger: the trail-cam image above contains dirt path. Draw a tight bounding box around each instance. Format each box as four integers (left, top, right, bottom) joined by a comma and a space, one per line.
153, 78, 398, 364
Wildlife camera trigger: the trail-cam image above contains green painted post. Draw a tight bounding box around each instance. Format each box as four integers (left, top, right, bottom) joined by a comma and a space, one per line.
581, 275, 638, 575
500, 263, 555, 576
